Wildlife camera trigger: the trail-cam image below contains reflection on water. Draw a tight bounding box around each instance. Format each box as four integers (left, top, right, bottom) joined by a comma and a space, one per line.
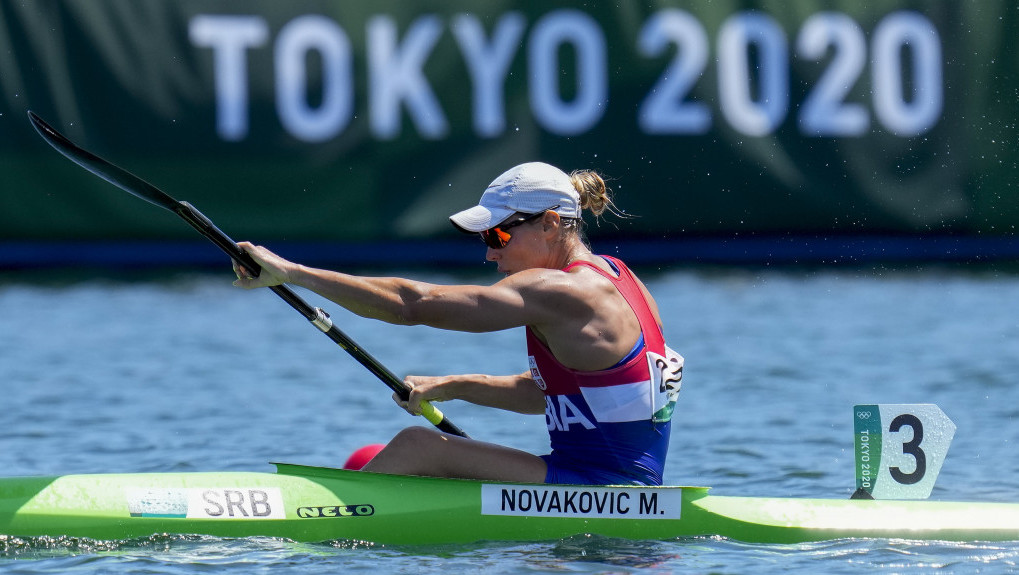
545, 535, 683, 568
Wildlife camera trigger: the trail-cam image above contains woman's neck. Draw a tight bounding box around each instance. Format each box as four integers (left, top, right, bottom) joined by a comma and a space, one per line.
551, 238, 592, 270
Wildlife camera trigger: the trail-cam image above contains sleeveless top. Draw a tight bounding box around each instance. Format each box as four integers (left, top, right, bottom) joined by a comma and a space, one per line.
526, 256, 683, 485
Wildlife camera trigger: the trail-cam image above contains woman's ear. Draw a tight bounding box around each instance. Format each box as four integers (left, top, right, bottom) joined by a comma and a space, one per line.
542, 210, 561, 232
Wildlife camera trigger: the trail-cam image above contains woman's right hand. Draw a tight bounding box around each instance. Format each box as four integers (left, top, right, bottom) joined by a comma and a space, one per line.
396, 375, 457, 416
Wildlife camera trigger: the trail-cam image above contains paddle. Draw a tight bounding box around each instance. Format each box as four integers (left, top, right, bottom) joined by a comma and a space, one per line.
27, 110, 468, 439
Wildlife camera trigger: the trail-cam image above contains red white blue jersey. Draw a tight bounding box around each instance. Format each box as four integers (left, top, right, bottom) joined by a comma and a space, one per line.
527, 256, 683, 486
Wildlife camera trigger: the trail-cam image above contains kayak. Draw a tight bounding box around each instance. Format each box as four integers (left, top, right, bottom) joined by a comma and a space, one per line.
21, 114, 1014, 545
3, 463, 1018, 544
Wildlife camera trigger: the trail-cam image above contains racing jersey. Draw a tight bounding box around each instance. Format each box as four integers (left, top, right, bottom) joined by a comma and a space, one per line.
526, 256, 683, 486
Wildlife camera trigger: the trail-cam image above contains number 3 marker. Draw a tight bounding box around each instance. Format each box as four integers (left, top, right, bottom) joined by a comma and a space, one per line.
853, 404, 956, 500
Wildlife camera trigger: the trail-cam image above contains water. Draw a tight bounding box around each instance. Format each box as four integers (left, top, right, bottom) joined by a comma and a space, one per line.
3, 264, 1019, 572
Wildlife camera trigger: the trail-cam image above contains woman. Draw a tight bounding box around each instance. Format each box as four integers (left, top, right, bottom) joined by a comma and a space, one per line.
233, 162, 683, 485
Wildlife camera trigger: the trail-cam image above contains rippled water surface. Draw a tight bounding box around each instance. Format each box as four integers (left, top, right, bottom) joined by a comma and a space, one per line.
3, 264, 1019, 573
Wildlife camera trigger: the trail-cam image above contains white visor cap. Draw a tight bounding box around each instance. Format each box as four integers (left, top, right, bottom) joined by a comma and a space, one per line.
449, 162, 581, 233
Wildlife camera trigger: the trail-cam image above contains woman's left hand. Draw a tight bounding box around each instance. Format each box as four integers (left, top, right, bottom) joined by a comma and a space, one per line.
232, 242, 295, 289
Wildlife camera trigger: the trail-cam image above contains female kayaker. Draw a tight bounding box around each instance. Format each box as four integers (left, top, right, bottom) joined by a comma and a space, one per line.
233, 162, 683, 486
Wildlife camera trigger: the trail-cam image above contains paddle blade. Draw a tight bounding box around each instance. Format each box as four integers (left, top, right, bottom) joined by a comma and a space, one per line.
27, 111, 179, 212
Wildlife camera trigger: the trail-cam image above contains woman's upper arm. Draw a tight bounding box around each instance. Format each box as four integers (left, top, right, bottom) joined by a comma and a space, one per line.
405, 270, 572, 333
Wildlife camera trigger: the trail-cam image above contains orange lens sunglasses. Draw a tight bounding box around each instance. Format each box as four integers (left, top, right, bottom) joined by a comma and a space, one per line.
479, 206, 558, 249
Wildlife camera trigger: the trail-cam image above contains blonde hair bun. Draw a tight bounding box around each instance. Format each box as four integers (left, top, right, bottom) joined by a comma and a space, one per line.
570, 170, 616, 218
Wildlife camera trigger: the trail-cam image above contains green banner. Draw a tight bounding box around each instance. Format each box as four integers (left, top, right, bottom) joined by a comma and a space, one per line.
854, 405, 882, 495
1, 1, 1016, 251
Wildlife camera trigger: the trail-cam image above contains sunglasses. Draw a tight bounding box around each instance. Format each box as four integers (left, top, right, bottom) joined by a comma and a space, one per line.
479, 205, 560, 249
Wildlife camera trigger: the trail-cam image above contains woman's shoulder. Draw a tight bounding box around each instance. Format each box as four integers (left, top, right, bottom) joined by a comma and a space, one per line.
500, 264, 612, 303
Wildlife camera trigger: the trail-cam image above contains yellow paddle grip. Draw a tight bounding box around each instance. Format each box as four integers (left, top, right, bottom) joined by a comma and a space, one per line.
418, 400, 444, 426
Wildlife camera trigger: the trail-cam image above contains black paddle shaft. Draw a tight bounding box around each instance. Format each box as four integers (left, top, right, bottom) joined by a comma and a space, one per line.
27, 111, 468, 439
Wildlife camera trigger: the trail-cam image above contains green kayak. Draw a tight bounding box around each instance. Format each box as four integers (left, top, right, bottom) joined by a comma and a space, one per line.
2, 463, 1018, 544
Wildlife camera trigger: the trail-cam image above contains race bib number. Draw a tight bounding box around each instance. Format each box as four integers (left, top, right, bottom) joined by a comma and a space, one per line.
648, 345, 684, 423
528, 356, 547, 390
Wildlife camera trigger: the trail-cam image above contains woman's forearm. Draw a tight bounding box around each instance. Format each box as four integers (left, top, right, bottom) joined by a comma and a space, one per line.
409, 372, 546, 415
463, 372, 546, 414
290, 264, 424, 325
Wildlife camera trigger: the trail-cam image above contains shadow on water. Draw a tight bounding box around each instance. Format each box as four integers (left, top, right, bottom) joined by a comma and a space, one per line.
340, 535, 685, 571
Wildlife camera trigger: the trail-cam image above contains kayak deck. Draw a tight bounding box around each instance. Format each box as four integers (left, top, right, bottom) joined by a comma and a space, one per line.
1, 464, 1017, 544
